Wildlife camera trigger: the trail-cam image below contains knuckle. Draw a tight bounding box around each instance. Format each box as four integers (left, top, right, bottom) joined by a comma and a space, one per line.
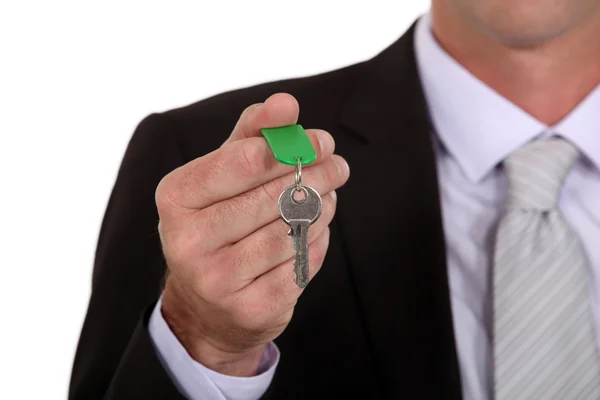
182, 151, 228, 206
241, 103, 261, 119
196, 263, 227, 302
195, 158, 225, 201
164, 252, 198, 285
164, 213, 214, 260
163, 229, 217, 282
238, 140, 267, 178
163, 236, 195, 272
259, 178, 282, 204
226, 103, 262, 144
158, 157, 220, 211
155, 174, 178, 214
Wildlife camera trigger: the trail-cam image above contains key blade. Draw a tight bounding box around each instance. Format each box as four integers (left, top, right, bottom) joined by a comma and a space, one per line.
290, 220, 310, 289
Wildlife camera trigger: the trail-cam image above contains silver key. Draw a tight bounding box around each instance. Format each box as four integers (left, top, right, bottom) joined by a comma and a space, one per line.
278, 185, 322, 288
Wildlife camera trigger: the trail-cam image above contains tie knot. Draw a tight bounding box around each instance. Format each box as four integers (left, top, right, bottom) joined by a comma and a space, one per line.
504, 138, 579, 210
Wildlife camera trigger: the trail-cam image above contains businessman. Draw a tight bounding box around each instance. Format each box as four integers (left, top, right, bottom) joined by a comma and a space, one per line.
70, 0, 600, 398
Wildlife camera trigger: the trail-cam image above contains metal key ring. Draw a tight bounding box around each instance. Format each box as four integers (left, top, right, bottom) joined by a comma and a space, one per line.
295, 157, 302, 191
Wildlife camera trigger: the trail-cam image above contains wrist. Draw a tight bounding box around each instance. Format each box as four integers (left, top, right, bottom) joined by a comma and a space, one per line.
161, 282, 266, 377
186, 340, 266, 377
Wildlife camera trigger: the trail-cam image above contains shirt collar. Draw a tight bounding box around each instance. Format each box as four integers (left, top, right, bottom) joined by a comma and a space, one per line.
414, 13, 600, 183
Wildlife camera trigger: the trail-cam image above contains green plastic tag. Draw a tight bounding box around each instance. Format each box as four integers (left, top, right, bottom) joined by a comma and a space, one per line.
261, 124, 317, 166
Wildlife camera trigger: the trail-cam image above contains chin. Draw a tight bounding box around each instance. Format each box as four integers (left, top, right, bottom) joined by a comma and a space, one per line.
452, 0, 599, 46
476, 20, 574, 47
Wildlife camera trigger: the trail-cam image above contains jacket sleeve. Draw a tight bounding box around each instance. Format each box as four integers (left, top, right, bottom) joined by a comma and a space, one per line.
68, 113, 188, 399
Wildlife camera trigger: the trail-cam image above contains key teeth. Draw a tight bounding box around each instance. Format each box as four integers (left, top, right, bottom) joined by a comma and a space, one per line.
287, 220, 311, 289
293, 254, 309, 288
295, 277, 309, 289
294, 268, 309, 288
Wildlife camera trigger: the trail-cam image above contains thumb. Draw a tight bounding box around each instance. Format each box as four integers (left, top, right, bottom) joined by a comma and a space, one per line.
224, 92, 300, 145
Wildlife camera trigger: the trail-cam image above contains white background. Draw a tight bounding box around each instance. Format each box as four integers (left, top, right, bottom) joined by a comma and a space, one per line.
0, 1, 430, 398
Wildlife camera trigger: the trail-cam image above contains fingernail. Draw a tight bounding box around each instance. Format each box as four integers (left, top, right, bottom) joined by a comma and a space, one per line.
316, 130, 334, 155
334, 156, 350, 177
331, 190, 337, 201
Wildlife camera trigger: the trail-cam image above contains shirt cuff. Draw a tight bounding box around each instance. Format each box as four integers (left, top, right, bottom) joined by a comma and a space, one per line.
148, 295, 280, 400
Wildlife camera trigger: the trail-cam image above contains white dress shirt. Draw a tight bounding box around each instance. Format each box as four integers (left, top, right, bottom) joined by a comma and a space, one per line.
149, 297, 278, 400
149, 12, 600, 400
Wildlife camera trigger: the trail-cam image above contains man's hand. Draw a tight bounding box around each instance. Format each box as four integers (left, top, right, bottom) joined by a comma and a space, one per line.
156, 93, 350, 377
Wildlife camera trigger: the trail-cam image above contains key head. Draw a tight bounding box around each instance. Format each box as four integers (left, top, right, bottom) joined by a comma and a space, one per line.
278, 184, 322, 225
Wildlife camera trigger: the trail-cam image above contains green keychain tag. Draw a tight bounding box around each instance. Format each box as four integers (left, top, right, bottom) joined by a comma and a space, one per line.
260, 124, 317, 166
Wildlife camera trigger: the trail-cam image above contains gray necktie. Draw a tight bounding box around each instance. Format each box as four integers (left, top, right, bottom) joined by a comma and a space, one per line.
493, 138, 600, 399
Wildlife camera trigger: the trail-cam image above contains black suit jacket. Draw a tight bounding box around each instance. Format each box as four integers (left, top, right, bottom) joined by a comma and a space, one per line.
69, 21, 464, 399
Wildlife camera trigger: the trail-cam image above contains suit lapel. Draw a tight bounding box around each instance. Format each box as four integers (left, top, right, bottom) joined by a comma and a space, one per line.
333, 22, 463, 399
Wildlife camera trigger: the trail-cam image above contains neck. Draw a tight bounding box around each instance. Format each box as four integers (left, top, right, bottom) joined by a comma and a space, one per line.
430, 3, 600, 126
